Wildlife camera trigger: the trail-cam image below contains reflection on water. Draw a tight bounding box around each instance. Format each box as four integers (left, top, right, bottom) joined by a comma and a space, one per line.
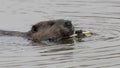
0, 0, 120, 68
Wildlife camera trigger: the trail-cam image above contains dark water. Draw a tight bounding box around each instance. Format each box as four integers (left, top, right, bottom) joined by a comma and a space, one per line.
0, 0, 120, 68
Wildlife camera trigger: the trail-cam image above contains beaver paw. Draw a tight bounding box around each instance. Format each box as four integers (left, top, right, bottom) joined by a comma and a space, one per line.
75, 30, 86, 39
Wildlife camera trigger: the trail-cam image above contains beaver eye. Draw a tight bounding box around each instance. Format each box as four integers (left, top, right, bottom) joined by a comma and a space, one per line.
64, 21, 72, 28
31, 25, 38, 32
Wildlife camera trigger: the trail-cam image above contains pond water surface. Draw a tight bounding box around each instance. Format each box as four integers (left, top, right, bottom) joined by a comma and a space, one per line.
0, 0, 120, 68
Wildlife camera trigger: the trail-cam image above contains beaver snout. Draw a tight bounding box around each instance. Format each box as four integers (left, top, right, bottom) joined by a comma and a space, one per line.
64, 20, 72, 29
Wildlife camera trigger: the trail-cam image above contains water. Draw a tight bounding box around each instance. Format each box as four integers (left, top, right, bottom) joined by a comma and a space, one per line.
0, 0, 120, 68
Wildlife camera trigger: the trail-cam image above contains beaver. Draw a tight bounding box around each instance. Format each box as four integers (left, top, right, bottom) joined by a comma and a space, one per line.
0, 19, 86, 43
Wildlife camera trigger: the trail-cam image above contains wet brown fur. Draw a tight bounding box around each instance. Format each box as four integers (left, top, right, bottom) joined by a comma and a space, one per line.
27, 19, 74, 42
0, 19, 85, 43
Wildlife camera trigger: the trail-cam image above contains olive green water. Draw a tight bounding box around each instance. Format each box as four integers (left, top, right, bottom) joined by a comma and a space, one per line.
0, 0, 120, 68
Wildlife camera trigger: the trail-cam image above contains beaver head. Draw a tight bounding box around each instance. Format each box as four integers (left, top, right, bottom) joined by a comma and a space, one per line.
27, 19, 74, 42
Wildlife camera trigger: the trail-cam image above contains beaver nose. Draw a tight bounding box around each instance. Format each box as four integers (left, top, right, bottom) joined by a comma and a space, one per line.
64, 20, 72, 28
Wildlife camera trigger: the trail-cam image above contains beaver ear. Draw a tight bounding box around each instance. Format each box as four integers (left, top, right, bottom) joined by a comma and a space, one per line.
31, 25, 38, 32
49, 22, 55, 26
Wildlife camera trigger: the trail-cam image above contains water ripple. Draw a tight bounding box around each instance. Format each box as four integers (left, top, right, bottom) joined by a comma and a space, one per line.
0, 0, 120, 68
